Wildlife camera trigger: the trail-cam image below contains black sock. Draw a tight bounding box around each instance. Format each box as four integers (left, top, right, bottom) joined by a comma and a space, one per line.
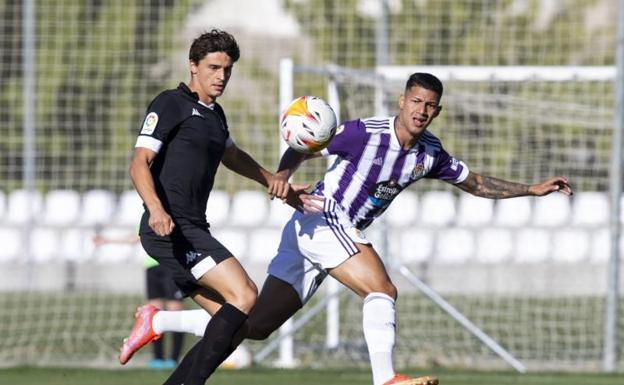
152, 334, 164, 360
183, 303, 248, 385
162, 340, 201, 385
162, 321, 249, 385
170, 332, 184, 362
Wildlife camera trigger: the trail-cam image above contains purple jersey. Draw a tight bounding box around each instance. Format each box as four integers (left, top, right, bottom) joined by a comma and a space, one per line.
315, 116, 469, 229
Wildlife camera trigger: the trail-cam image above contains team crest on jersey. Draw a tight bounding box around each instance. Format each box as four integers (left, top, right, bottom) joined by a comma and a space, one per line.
334, 124, 345, 136
368, 179, 403, 208
141, 112, 158, 135
411, 163, 426, 180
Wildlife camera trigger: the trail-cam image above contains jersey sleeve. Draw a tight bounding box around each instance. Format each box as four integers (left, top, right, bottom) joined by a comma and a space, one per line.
320, 119, 367, 159
134, 92, 184, 153
426, 147, 470, 184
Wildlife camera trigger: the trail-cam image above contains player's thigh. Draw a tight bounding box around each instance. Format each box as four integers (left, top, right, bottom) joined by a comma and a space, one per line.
196, 257, 258, 313
328, 243, 396, 299
189, 287, 225, 315
246, 275, 302, 340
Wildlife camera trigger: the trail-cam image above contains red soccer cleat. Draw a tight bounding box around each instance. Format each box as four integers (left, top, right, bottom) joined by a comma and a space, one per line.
382, 373, 439, 385
119, 304, 162, 364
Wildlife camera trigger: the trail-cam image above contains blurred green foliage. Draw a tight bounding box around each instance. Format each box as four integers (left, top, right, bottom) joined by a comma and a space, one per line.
0, 0, 616, 193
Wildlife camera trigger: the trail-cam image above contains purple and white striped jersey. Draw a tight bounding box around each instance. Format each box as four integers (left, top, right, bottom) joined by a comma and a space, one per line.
314, 116, 469, 230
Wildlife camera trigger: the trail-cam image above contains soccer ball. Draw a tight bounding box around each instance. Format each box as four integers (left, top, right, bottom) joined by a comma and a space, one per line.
220, 344, 253, 369
280, 96, 338, 154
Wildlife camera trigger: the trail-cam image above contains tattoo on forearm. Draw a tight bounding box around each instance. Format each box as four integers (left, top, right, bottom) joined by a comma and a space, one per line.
475, 175, 530, 199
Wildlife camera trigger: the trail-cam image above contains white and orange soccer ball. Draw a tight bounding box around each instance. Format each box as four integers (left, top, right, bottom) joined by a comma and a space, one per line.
280, 96, 338, 154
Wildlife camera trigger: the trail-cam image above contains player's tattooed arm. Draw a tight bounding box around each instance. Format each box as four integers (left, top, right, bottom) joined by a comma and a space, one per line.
457, 171, 573, 198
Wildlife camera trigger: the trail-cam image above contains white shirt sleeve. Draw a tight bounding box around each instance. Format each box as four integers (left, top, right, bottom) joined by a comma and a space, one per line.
135, 135, 163, 153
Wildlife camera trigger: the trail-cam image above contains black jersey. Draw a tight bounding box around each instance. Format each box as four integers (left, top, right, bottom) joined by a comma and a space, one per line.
135, 83, 231, 226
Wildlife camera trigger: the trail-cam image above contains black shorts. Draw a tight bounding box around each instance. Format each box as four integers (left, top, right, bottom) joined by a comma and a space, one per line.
140, 214, 233, 296
146, 264, 184, 301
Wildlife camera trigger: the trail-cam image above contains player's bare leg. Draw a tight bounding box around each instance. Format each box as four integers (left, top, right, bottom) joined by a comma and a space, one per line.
329, 243, 438, 385
180, 256, 256, 385
162, 275, 302, 385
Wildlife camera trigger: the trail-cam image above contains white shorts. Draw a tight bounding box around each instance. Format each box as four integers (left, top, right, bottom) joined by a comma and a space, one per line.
267, 199, 370, 304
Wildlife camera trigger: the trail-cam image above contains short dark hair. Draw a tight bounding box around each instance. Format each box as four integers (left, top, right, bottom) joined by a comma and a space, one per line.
405, 73, 443, 97
189, 29, 240, 64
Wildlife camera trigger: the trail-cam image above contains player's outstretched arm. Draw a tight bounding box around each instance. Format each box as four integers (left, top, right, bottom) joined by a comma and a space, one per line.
456, 171, 573, 199
220, 143, 298, 200
221, 143, 274, 187
269, 148, 321, 199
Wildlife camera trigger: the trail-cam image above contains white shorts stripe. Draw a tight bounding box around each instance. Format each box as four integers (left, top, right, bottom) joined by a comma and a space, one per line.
324, 200, 358, 255
190, 256, 217, 280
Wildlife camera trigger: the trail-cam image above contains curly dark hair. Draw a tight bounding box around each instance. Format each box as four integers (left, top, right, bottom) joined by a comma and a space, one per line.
189, 29, 240, 63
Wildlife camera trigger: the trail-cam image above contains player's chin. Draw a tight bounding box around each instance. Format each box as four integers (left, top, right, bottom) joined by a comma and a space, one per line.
409, 125, 426, 136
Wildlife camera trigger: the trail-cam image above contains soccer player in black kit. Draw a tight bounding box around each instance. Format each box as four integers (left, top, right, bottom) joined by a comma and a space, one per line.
119, 29, 300, 385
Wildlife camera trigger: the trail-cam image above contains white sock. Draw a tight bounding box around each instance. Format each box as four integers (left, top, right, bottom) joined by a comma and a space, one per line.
363, 292, 396, 385
152, 309, 211, 336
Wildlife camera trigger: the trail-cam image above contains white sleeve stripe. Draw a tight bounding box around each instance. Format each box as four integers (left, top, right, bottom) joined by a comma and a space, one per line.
454, 161, 470, 184
135, 135, 163, 153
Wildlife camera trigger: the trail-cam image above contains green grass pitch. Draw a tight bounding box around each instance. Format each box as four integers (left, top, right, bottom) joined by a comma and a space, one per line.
1, 367, 623, 385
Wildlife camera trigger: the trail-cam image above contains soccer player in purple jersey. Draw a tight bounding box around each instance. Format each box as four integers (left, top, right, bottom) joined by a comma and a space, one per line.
123, 73, 572, 385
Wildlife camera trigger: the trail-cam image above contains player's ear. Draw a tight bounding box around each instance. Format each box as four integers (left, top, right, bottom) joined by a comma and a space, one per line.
398, 93, 405, 109
189, 60, 198, 75
433, 105, 442, 118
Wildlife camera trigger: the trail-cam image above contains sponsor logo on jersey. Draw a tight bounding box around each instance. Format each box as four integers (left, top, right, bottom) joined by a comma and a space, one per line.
192, 108, 204, 118
451, 158, 459, 171
372, 157, 384, 166
368, 179, 402, 208
411, 163, 425, 180
141, 112, 158, 135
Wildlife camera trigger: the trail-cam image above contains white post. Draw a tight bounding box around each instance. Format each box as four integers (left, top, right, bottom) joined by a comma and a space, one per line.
276, 58, 296, 368
325, 80, 341, 349
22, 0, 36, 288
604, 0, 624, 372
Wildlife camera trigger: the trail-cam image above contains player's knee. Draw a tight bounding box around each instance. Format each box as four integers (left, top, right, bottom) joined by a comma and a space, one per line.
384, 283, 398, 300
229, 282, 257, 313
365, 281, 397, 300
